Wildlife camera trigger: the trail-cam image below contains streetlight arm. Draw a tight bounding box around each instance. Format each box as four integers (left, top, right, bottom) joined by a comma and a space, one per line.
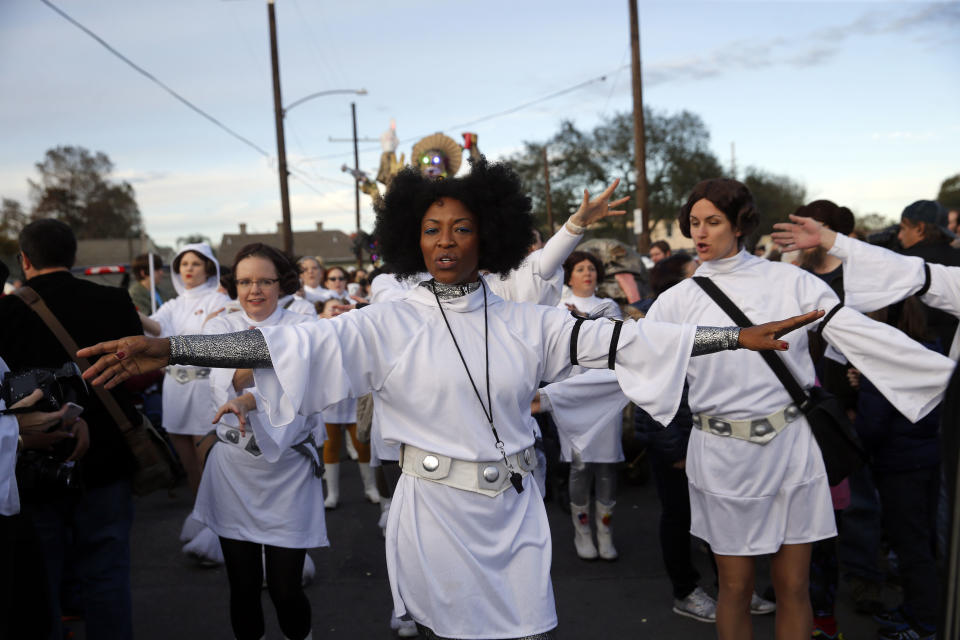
284, 88, 367, 114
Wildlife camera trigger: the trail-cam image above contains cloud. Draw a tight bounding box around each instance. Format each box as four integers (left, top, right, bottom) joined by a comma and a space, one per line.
644, 3, 959, 86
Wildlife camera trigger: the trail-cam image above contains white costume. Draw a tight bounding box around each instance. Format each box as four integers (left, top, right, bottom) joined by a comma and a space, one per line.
300, 284, 339, 305
0, 359, 20, 516
828, 232, 960, 360
151, 243, 230, 436
646, 250, 954, 555
248, 284, 696, 638
484, 225, 581, 305
192, 306, 328, 549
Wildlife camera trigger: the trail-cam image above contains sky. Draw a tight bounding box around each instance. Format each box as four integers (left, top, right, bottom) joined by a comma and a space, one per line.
0, 0, 957, 250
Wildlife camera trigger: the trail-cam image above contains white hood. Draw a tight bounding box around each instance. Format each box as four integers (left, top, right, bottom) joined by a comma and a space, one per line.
171, 242, 221, 297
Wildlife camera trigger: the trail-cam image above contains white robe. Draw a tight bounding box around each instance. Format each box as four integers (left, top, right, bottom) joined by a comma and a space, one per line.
0, 359, 20, 516
546, 293, 624, 463
248, 284, 695, 638
151, 244, 230, 436
193, 306, 328, 549
829, 232, 960, 360
646, 250, 954, 555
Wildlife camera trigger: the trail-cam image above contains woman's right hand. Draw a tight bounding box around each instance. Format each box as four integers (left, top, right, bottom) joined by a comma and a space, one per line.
77, 336, 171, 388
212, 393, 257, 435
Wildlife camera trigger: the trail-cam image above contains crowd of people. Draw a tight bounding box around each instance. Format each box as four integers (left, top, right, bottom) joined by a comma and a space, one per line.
0, 157, 958, 640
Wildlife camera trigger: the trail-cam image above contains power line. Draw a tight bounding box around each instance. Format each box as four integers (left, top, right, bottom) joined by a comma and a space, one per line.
40, 0, 272, 158
299, 65, 630, 163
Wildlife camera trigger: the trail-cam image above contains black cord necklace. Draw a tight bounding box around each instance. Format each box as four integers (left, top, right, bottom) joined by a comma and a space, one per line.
431, 278, 524, 494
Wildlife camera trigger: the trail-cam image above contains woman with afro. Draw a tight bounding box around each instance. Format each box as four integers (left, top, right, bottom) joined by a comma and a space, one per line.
77, 159, 820, 640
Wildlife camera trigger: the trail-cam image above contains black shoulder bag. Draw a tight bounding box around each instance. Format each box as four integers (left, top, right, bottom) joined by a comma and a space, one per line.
693, 276, 867, 486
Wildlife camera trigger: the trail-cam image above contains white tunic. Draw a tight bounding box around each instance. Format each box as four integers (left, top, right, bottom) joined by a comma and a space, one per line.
249, 284, 696, 638
646, 250, 954, 555
829, 232, 960, 360
0, 359, 20, 516
192, 306, 328, 549
547, 293, 624, 463
151, 244, 230, 436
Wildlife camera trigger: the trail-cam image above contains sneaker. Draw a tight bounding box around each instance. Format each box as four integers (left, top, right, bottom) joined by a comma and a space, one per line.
812, 631, 845, 639
877, 623, 935, 640
873, 608, 907, 627
750, 592, 776, 615
672, 586, 717, 622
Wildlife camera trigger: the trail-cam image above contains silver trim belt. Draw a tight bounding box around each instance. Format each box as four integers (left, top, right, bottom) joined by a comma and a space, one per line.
693, 403, 801, 445
400, 443, 538, 497
167, 365, 212, 384
213, 427, 324, 478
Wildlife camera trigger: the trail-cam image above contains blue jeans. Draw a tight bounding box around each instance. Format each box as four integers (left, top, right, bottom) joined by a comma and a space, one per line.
27, 479, 134, 640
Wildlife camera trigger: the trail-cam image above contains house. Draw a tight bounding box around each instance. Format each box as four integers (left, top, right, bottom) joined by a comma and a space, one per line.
218, 222, 357, 267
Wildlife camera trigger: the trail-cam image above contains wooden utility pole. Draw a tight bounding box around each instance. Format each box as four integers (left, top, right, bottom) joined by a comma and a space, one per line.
268, 0, 293, 255
629, 0, 650, 252
542, 146, 554, 235
351, 102, 362, 268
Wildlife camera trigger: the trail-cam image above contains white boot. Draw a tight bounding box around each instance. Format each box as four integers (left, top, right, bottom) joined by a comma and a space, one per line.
595, 500, 618, 561
345, 434, 359, 460
378, 497, 392, 538
323, 462, 340, 509
570, 503, 598, 560
358, 462, 380, 504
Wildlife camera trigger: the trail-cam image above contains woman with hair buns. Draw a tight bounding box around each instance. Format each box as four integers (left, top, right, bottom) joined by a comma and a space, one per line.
78, 159, 822, 640
643, 178, 954, 640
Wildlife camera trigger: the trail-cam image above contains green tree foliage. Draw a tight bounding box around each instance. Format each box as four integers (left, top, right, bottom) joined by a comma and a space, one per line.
507, 108, 724, 243
937, 173, 960, 210
28, 146, 142, 239
856, 212, 896, 233
0, 199, 26, 257
741, 167, 807, 241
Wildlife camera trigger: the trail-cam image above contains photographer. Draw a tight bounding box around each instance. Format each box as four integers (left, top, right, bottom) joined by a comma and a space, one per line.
0, 218, 142, 639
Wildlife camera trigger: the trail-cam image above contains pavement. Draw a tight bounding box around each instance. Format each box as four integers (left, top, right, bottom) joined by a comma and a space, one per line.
64, 460, 887, 639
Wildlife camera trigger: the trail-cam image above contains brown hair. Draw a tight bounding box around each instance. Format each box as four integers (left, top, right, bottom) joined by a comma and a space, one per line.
173, 250, 217, 279
563, 250, 605, 287
678, 178, 759, 241
131, 253, 163, 279
226, 243, 299, 298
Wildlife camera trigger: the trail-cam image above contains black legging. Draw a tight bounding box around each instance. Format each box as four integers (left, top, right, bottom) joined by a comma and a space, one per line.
219, 537, 311, 640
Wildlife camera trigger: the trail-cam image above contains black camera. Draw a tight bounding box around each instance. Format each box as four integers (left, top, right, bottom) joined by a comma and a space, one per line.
1, 362, 85, 412
16, 449, 80, 494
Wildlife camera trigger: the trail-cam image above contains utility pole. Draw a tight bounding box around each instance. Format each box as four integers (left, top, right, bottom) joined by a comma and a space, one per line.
629, 0, 650, 253
542, 146, 554, 235
267, 0, 293, 255
351, 102, 362, 268
730, 141, 737, 178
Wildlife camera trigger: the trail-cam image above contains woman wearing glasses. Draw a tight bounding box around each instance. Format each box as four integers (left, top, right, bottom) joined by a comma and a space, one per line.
196, 243, 326, 640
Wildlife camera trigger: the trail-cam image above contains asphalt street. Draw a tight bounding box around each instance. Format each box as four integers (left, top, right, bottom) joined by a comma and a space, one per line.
67, 460, 885, 639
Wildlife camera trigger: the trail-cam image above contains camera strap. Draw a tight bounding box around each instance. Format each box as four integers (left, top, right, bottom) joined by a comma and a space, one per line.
12, 287, 136, 434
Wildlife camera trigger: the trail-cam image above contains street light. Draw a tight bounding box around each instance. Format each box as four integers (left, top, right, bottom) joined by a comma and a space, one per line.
267, 0, 366, 254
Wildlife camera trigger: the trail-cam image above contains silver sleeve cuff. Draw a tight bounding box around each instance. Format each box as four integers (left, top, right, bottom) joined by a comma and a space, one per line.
691, 326, 741, 357
168, 331, 273, 369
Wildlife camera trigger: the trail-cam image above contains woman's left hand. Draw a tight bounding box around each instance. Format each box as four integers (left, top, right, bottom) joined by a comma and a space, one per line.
568, 178, 629, 229
738, 309, 825, 351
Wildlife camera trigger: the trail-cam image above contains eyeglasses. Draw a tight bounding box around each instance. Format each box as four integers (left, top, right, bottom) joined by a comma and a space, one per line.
236, 278, 279, 289
326, 275, 346, 281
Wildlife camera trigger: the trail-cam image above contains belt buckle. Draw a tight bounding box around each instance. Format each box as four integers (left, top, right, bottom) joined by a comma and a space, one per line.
478, 462, 505, 491
749, 418, 776, 443
707, 418, 732, 437
172, 368, 190, 384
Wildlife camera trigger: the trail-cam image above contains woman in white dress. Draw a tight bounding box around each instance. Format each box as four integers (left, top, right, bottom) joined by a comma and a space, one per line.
198, 243, 326, 640
79, 160, 823, 640
644, 179, 955, 640
149, 243, 229, 495
553, 250, 623, 561
297, 256, 333, 307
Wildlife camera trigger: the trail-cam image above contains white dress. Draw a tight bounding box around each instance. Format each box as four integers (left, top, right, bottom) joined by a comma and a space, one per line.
546, 293, 624, 463
646, 250, 954, 555
248, 284, 696, 638
151, 244, 230, 436
192, 306, 328, 549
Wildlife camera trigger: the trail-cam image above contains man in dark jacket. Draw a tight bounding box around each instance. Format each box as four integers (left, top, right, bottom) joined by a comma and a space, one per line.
0, 218, 142, 639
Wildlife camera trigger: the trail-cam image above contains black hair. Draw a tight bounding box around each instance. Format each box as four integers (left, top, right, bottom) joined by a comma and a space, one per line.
173, 250, 217, 279
131, 253, 163, 279
373, 157, 535, 278
562, 250, 605, 287
649, 253, 694, 297
19, 219, 77, 269
226, 243, 300, 298
678, 178, 759, 241
794, 200, 855, 236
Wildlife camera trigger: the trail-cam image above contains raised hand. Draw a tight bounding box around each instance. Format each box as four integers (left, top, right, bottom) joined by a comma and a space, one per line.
568, 178, 629, 229
771, 215, 837, 252
738, 309, 825, 351
77, 335, 172, 389
212, 393, 257, 436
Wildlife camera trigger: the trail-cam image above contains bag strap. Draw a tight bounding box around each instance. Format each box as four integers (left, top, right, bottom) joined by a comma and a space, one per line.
692, 277, 812, 411
12, 286, 135, 433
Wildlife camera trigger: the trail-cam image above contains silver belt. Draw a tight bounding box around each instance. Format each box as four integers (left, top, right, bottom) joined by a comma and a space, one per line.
213, 427, 323, 477
693, 403, 801, 445
167, 365, 212, 384
400, 443, 537, 497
